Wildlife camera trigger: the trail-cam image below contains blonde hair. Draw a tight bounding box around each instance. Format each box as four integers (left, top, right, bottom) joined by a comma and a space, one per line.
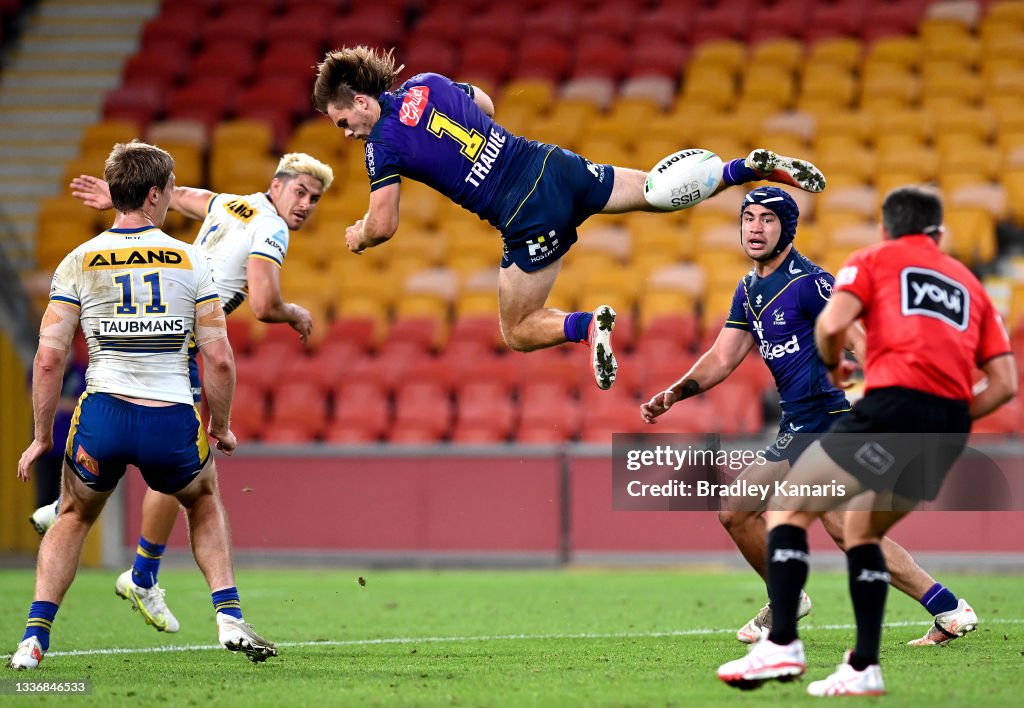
312, 46, 404, 113
273, 152, 334, 191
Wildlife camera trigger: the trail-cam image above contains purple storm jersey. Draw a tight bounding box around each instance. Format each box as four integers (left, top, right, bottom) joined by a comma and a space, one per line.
725, 249, 849, 414
364, 73, 550, 230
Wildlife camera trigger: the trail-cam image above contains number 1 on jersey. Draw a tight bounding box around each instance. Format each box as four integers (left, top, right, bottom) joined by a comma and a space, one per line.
427, 109, 485, 160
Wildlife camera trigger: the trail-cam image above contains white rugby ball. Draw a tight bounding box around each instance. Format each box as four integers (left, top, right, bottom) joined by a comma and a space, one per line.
643, 149, 723, 211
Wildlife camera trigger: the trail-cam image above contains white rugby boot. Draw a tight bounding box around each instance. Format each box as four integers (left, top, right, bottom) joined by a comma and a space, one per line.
807, 653, 885, 697
907, 598, 978, 646
589, 305, 617, 390
115, 569, 180, 633
7, 637, 44, 670
28, 500, 59, 536
718, 636, 806, 690
217, 613, 278, 663
737, 590, 812, 644
746, 149, 827, 193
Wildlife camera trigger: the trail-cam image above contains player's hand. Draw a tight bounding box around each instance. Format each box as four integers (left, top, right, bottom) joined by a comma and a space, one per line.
289, 304, 313, 345
70, 175, 113, 211
345, 221, 366, 254
827, 359, 859, 389
208, 427, 237, 456
640, 389, 679, 424
17, 439, 53, 481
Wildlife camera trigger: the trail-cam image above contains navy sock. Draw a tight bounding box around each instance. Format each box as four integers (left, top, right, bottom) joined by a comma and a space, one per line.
766, 524, 809, 646
722, 158, 761, 186
920, 582, 958, 616
23, 600, 59, 651
847, 543, 890, 671
563, 311, 593, 343
212, 587, 243, 620
132, 536, 166, 589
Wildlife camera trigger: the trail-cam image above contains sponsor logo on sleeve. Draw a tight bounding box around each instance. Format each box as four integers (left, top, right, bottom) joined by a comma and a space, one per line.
900, 267, 970, 331
816, 276, 833, 301
261, 230, 287, 258
365, 143, 376, 178
399, 86, 430, 126
835, 265, 858, 286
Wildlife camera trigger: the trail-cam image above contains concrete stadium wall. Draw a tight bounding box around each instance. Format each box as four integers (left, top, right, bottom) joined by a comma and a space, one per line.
121, 447, 1024, 563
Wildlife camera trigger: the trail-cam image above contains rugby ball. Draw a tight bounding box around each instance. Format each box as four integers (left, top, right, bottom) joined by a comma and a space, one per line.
643, 149, 723, 211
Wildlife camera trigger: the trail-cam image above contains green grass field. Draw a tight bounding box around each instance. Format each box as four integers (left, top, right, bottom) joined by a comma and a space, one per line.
1, 567, 1021, 706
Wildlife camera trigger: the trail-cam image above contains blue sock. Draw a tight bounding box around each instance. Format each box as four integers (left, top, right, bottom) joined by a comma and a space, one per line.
563, 311, 593, 343
722, 158, 761, 186
212, 587, 243, 620
131, 536, 166, 589
920, 582, 959, 615
23, 601, 59, 651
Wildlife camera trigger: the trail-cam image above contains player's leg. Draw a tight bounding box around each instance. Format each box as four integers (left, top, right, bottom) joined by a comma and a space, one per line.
114, 489, 182, 632
720, 456, 812, 643
806, 503, 905, 697
719, 442, 863, 690
172, 456, 277, 662
9, 463, 112, 669
498, 259, 617, 390
602, 148, 826, 215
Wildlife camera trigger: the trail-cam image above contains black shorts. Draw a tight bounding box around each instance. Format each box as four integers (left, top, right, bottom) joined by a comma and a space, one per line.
819, 386, 971, 501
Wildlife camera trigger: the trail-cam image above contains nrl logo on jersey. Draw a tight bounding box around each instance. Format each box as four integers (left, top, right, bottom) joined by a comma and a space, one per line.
900, 267, 969, 331
399, 86, 430, 126
772, 308, 786, 325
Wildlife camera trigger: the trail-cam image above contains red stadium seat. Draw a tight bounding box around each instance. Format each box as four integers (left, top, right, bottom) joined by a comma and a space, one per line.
327, 9, 404, 53
808, 0, 866, 39
327, 380, 390, 442
229, 382, 269, 442
635, 3, 693, 41
571, 34, 630, 81
403, 38, 459, 81
628, 38, 688, 81
264, 8, 334, 47
121, 52, 186, 95
706, 380, 764, 435
200, 8, 268, 46
514, 36, 573, 84
166, 79, 235, 127
578, 390, 646, 443
102, 83, 163, 129
190, 41, 258, 85
579, 3, 636, 39
464, 4, 525, 44
452, 381, 517, 443
459, 40, 515, 86
392, 381, 453, 440
521, 1, 579, 41
692, 0, 750, 43
518, 348, 582, 398
412, 5, 469, 46
747, 0, 812, 42
267, 381, 329, 438
447, 315, 503, 352
515, 388, 581, 443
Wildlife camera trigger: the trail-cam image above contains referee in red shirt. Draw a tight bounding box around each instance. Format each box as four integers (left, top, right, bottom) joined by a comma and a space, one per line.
718, 186, 1017, 696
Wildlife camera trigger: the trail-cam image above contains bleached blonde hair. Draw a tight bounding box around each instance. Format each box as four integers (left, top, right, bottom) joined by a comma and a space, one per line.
273, 152, 334, 191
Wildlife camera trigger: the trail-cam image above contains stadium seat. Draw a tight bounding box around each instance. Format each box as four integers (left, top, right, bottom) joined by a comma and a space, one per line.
102, 83, 163, 129
392, 381, 453, 441
513, 36, 574, 84
228, 382, 269, 442
808, 1, 865, 39
452, 381, 517, 443
692, 1, 748, 43
515, 388, 582, 444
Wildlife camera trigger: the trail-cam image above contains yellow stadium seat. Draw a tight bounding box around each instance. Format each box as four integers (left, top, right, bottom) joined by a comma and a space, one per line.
871, 109, 932, 143
454, 290, 498, 319
399, 182, 443, 229
35, 218, 98, 270
950, 183, 1008, 220
943, 206, 996, 265
500, 78, 556, 111
864, 36, 922, 69
805, 37, 863, 72
874, 172, 934, 199
875, 145, 938, 184
212, 120, 274, 154
799, 65, 857, 109
690, 39, 747, 75
679, 66, 737, 113
81, 120, 142, 154
209, 146, 277, 194
750, 38, 805, 72
812, 145, 877, 187
815, 111, 875, 147
860, 67, 919, 110
334, 296, 390, 340
286, 118, 344, 161
574, 135, 633, 167
640, 289, 700, 329
741, 65, 796, 111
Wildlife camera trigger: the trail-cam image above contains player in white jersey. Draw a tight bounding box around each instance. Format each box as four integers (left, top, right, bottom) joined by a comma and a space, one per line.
30, 153, 334, 634
9, 141, 276, 669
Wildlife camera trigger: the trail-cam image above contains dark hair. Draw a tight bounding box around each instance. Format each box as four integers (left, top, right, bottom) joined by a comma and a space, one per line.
881, 186, 944, 239
312, 46, 404, 113
104, 140, 174, 213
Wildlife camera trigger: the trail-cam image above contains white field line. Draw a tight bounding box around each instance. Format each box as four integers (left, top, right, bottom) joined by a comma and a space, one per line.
25, 618, 1024, 659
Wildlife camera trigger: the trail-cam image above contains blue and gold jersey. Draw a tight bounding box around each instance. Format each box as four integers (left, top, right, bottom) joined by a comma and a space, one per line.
725, 249, 849, 414
365, 73, 550, 231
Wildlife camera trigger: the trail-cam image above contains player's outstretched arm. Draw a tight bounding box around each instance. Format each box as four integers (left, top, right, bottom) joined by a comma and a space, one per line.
195, 299, 236, 454
247, 257, 312, 343
346, 183, 400, 253
71, 175, 214, 221
19, 302, 80, 480
641, 327, 754, 423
